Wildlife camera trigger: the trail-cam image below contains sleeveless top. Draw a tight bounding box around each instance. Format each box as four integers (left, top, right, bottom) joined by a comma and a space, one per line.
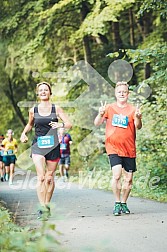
33, 104, 59, 148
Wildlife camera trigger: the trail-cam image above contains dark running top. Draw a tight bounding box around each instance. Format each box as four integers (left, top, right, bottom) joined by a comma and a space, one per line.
33, 104, 59, 146
31, 104, 60, 159
34, 104, 58, 137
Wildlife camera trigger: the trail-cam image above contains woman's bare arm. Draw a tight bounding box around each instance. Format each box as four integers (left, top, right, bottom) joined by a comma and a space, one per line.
20, 107, 34, 143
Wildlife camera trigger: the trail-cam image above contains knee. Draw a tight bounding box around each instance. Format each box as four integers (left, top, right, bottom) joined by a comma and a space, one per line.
45, 171, 54, 184
113, 174, 122, 181
37, 175, 45, 183
124, 177, 133, 188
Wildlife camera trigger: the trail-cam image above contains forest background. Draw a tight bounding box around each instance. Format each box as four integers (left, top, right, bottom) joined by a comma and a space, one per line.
0, 0, 167, 202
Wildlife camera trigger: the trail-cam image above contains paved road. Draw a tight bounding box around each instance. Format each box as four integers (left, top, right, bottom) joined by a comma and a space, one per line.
0, 170, 167, 252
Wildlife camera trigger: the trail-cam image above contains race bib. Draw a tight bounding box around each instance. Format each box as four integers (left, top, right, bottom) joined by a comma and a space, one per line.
60, 143, 67, 150
37, 135, 54, 148
0, 150, 4, 156
4, 150, 13, 155
7, 149, 14, 155
112, 114, 128, 128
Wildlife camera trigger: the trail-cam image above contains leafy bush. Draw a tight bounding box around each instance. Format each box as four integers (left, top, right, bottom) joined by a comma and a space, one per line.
131, 86, 167, 201
0, 204, 64, 252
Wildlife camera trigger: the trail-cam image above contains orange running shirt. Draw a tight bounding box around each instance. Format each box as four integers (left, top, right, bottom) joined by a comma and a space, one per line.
103, 103, 136, 158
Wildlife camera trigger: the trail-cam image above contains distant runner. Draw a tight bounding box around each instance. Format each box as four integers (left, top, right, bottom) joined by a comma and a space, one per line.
0, 134, 5, 182
58, 127, 72, 181
2, 129, 18, 185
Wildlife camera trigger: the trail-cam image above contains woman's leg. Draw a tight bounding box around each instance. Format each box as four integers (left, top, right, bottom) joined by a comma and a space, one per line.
0, 161, 4, 181
32, 154, 46, 206
5, 165, 10, 181
9, 163, 15, 184
45, 160, 58, 205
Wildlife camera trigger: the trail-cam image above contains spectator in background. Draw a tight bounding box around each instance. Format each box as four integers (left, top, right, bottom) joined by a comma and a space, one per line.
58, 127, 72, 181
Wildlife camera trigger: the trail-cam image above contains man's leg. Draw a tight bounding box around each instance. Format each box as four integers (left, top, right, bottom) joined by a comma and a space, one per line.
120, 169, 133, 214
64, 156, 70, 178
59, 164, 64, 177
112, 165, 123, 216
121, 169, 133, 203
64, 165, 69, 178
111, 165, 122, 202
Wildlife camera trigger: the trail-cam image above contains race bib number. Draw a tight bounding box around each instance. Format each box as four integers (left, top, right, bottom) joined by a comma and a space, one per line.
4, 150, 13, 155
60, 143, 67, 150
37, 135, 54, 148
112, 114, 128, 128
7, 149, 14, 155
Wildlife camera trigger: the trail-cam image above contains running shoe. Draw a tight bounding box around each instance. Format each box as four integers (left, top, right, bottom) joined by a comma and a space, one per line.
65, 170, 69, 179
121, 203, 130, 214
9, 179, 13, 185
37, 210, 48, 221
37, 210, 43, 220
5, 174, 9, 181
37, 207, 50, 221
45, 205, 51, 217
113, 202, 121, 216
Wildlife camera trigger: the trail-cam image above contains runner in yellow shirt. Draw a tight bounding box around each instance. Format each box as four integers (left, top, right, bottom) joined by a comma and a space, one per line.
0, 134, 5, 182
2, 129, 18, 185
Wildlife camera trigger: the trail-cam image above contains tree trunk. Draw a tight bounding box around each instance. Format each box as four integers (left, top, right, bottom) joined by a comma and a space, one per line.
136, 12, 153, 41
82, 36, 92, 64
81, 1, 92, 64
112, 22, 123, 51
6, 78, 27, 127
129, 8, 135, 47
143, 13, 152, 38
95, 34, 109, 45
144, 63, 151, 79
143, 14, 152, 79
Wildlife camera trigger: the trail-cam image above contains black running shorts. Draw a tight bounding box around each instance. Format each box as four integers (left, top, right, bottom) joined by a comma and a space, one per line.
31, 140, 60, 161
108, 154, 136, 173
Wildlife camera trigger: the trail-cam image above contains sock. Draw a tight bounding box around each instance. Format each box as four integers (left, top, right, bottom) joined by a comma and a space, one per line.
5, 174, 9, 181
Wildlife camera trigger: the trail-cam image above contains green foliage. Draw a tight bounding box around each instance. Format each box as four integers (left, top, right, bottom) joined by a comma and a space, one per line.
0, 205, 64, 252
71, 0, 136, 40
138, 0, 167, 18
131, 86, 167, 201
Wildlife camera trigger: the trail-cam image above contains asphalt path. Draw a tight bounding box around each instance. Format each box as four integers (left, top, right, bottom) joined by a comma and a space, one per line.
0, 169, 167, 252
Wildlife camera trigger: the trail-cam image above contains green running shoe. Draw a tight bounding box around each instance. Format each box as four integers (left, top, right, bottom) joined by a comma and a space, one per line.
37, 210, 43, 220
45, 205, 51, 217
37, 207, 49, 221
113, 202, 121, 216
121, 203, 130, 214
